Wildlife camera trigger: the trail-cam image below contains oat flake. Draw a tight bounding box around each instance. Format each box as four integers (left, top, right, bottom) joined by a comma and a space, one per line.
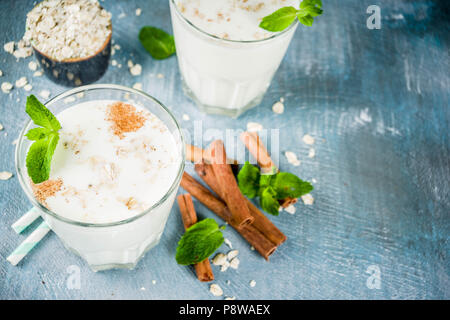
285, 151, 300, 166
301, 194, 314, 205
0, 171, 13, 180
247, 122, 263, 132
284, 205, 296, 215
302, 134, 315, 145
209, 284, 223, 296
272, 101, 284, 114
1, 82, 13, 93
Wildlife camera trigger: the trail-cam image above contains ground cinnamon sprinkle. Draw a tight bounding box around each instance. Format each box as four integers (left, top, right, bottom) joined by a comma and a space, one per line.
106, 102, 146, 139
32, 178, 63, 206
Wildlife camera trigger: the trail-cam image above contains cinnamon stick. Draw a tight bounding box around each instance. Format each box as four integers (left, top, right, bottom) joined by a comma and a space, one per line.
195, 162, 286, 247
209, 140, 254, 228
240, 132, 277, 174
177, 194, 214, 282
186, 144, 238, 165
180, 172, 277, 260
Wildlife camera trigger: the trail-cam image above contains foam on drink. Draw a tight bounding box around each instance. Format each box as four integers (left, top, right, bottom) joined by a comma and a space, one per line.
175, 0, 300, 41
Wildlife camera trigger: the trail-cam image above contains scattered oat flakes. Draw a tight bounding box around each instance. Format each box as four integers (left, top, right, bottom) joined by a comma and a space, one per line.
66, 72, 74, 81
227, 250, 239, 260
284, 205, 296, 215
229, 257, 240, 269
0, 123, 3, 131
111, 59, 117, 66
301, 194, 314, 205
225, 296, 236, 300
209, 284, 223, 297
39, 90, 50, 99
220, 260, 230, 272
250, 246, 255, 251
15, 77, 27, 88
152, 280, 156, 285
24, 84, 33, 91
308, 148, 315, 158
182, 114, 190, 121
156, 73, 164, 79
212, 253, 227, 266
249, 280, 256, 288
0, 171, 13, 180
285, 151, 300, 166
224, 238, 232, 248
272, 101, 284, 114
4, 41, 14, 54
129, 63, 142, 76
0, 70, 3, 77
312, 178, 317, 183
136, 8, 142, 16
28, 61, 38, 71
140, 287, 145, 291
246, 122, 263, 132
132, 82, 142, 90
302, 134, 315, 145
33, 70, 43, 77
1, 82, 13, 93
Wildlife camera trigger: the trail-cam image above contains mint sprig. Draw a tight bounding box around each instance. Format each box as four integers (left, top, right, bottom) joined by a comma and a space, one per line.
259, 0, 323, 31
139, 26, 176, 60
25, 95, 61, 184
237, 162, 313, 215
175, 218, 225, 265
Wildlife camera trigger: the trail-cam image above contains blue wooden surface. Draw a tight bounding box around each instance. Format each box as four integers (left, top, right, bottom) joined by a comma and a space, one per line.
0, 0, 448, 300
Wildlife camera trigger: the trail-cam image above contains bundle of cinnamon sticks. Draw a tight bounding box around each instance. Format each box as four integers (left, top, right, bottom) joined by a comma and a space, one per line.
181, 138, 287, 262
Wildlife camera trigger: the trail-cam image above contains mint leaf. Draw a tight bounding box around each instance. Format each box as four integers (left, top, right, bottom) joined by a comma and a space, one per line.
260, 186, 280, 216
300, 0, 322, 9
26, 133, 59, 184
175, 218, 224, 265
297, 14, 314, 27
273, 172, 313, 199
139, 26, 176, 60
24, 95, 61, 184
25, 95, 61, 131
259, 2, 323, 31
25, 127, 52, 141
237, 161, 260, 198
259, 6, 298, 32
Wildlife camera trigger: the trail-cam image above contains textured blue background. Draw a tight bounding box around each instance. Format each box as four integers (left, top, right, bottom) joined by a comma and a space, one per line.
0, 0, 448, 299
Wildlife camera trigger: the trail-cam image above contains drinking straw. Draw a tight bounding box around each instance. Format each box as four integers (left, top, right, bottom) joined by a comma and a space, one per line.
7, 221, 51, 266
11, 207, 41, 234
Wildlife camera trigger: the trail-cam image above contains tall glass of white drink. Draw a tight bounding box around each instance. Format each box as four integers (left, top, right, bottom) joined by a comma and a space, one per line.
15, 84, 185, 271
170, 0, 299, 117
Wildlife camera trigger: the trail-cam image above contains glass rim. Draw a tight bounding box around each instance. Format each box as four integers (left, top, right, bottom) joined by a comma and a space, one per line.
169, 0, 299, 44
15, 84, 185, 228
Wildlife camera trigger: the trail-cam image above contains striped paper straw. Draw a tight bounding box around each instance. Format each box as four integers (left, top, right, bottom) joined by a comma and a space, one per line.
11, 207, 41, 234
7, 221, 51, 266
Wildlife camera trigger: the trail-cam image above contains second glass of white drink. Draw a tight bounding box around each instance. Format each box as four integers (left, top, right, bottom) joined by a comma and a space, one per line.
170, 0, 300, 118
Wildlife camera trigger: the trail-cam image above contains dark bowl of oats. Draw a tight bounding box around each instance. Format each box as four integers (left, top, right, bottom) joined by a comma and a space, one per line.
24, 0, 112, 87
